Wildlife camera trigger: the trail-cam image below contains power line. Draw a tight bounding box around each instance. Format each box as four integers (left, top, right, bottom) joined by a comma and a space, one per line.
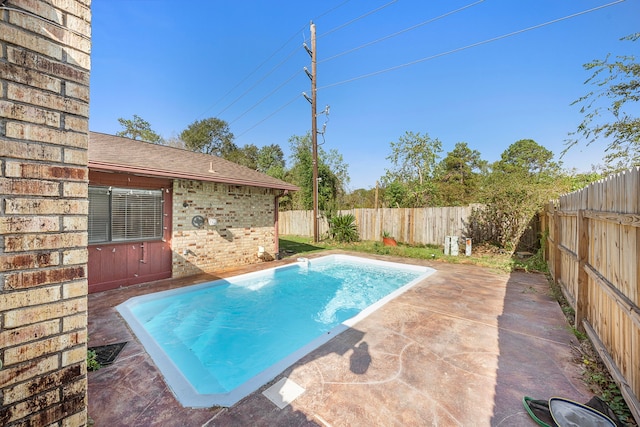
318, 0, 399, 39
216, 48, 303, 118
198, 0, 354, 120
199, 41, 302, 120
236, 0, 626, 141
320, 0, 485, 64
229, 69, 303, 125
318, 0, 626, 91
235, 95, 301, 139
312, 0, 353, 23
233, 1, 402, 137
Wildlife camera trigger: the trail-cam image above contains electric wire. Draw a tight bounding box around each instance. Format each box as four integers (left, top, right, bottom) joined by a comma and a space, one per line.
231, 1, 400, 137
319, 0, 485, 64
200, 0, 353, 120
312, 0, 353, 22
200, 39, 302, 119
235, 95, 301, 139
216, 48, 303, 118
229, 69, 303, 125
318, 0, 626, 91
318, 0, 399, 39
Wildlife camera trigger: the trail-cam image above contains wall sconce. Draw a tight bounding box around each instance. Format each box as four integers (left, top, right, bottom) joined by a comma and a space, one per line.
208, 217, 218, 226
183, 201, 189, 208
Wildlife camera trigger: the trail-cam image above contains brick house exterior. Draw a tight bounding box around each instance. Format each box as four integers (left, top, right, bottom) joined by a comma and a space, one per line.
87, 132, 298, 293
1, 1, 92, 425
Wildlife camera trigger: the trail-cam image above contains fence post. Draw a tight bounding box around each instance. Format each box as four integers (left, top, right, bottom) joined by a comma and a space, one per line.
553, 204, 561, 284
575, 208, 589, 332
541, 205, 549, 262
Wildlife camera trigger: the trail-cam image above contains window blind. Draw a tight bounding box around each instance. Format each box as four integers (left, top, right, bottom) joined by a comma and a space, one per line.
88, 186, 110, 243
88, 186, 163, 243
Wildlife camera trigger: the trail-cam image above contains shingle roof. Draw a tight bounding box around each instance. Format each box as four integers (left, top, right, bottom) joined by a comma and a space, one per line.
88, 132, 298, 191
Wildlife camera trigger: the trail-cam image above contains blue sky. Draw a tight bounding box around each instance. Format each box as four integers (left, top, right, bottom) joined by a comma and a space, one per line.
90, 0, 639, 190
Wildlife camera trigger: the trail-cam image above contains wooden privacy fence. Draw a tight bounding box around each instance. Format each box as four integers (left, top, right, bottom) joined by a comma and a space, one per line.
279, 206, 477, 246
279, 205, 541, 250
544, 167, 640, 421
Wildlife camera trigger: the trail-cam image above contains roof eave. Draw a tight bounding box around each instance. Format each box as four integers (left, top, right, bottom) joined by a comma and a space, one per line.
88, 161, 299, 192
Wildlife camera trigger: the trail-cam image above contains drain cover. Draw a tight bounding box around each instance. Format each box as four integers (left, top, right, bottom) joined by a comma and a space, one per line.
88, 342, 127, 366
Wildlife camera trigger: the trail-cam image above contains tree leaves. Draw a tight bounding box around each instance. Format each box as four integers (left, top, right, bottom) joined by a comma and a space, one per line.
383, 131, 443, 207
566, 33, 640, 173
116, 114, 163, 144
179, 117, 236, 156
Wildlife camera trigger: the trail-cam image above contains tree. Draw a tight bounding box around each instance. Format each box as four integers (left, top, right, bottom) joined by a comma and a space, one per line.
116, 115, 163, 143
256, 144, 285, 176
342, 188, 377, 209
566, 33, 640, 173
472, 139, 567, 252
162, 135, 186, 149
436, 142, 486, 206
284, 133, 349, 213
226, 144, 259, 169
180, 117, 237, 157
323, 148, 350, 209
382, 180, 409, 208
383, 131, 442, 207
494, 139, 559, 176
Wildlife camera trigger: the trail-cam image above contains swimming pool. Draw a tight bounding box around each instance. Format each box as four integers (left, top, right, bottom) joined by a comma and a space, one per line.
117, 254, 435, 407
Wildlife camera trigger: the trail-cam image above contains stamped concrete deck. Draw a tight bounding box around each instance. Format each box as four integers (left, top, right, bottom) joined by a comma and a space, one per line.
88, 251, 591, 426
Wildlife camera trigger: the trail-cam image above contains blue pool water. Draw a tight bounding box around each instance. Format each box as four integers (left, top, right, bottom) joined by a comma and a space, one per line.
117, 254, 435, 407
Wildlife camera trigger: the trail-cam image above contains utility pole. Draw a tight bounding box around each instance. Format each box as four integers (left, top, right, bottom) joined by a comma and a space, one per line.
304, 22, 319, 242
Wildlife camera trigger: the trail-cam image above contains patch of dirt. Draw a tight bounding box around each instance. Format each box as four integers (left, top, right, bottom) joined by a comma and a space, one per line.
469, 243, 507, 256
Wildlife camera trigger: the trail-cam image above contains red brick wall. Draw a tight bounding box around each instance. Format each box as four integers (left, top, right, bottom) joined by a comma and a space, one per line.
1, 1, 91, 426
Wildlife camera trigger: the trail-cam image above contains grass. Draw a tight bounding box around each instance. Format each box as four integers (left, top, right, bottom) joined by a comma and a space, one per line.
279, 235, 547, 274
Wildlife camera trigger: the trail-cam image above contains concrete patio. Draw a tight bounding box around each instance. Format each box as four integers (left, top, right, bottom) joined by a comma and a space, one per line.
87, 251, 591, 426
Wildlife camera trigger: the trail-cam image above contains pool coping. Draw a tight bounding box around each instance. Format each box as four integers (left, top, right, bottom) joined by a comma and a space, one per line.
116, 254, 436, 408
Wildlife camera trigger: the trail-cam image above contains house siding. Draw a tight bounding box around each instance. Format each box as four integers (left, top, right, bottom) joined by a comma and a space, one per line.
172, 180, 277, 277
0, 1, 91, 426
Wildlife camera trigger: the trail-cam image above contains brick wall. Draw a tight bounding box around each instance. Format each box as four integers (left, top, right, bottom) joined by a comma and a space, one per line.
172, 180, 277, 278
1, 1, 91, 426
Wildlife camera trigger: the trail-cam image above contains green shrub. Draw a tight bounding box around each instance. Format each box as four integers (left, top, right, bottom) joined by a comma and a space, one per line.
87, 349, 101, 371
329, 214, 359, 243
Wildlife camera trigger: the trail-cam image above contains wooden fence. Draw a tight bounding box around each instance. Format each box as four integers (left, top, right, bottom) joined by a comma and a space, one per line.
279, 206, 477, 246
279, 205, 541, 251
544, 167, 640, 421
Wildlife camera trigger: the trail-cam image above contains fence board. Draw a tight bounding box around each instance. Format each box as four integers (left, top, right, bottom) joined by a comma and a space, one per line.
545, 167, 640, 422
279, 206, 476, 246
